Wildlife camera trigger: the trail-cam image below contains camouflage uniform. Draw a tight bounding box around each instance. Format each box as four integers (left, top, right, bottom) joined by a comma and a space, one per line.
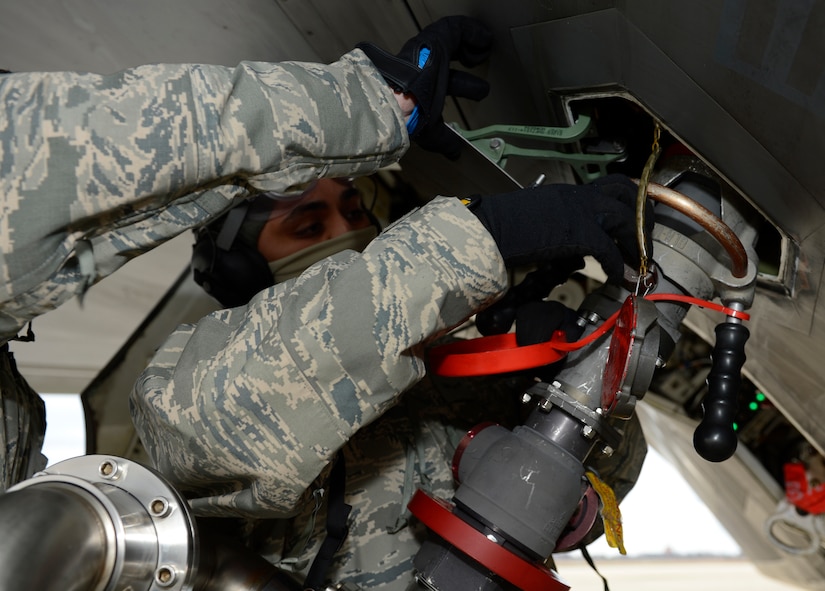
132, 197, 507, 516
1, 51, 643, 590
1, 45, 513, 588
130, 195, 509, 589
0, 50, 408, 342
253, 371, 531, 591
0, 50, 408, 489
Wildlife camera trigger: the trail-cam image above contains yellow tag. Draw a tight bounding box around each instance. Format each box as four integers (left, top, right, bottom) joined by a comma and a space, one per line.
585, 470, 626, 555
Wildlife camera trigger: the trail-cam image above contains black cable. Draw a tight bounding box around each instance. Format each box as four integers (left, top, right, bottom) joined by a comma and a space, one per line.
579, 544, 611, 591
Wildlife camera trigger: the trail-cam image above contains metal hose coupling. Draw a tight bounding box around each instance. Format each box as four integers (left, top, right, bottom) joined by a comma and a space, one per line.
1, 455, 198, 591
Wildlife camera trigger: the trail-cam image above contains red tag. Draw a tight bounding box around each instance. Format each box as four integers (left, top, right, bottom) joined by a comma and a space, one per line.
784, 462, 825, 514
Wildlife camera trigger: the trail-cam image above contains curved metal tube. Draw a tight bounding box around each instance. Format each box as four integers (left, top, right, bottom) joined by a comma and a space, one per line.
0, 484, 109, 591
633, 179, 749, 278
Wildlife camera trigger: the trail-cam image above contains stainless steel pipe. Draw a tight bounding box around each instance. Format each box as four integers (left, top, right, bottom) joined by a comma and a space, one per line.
0, 483, 110, 591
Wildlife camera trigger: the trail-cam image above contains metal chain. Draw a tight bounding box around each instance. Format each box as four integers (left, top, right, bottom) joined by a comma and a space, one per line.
635, 121, 662, 279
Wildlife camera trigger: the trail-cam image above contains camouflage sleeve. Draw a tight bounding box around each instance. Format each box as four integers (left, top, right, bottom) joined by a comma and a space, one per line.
0, 49, 407, 340
131, 196, 508, 518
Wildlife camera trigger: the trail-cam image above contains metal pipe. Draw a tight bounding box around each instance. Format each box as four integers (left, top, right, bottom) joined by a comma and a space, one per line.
6, 455, 199, 591
633, 179, 749, 278
0, 484, 110, 591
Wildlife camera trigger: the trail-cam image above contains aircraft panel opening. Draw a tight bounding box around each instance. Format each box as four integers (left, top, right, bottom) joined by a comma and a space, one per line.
563, 95, 789, 295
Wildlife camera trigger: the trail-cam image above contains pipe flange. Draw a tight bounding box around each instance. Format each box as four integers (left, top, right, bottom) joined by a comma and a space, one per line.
528, 381, 622, 450
11, 455, 198, 591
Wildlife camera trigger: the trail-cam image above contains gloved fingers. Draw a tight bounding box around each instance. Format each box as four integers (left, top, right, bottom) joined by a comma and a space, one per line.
606, 220, 643, 270
582, 235, 628, 284
515, 300, 571, 346
446, 69, 490, 101
436, 15, 494, 67
414, 120, 464, 160
400, 16, 492, 68
544, 257, 587, 281
475, 301, 516, 336
517, 259, 585, 301
360, 16, 492, 159
589, 173, 638, 195
589, 174, 655, 239
592, 199, 655, 269
593, 202, 641, 258
475, 260, 581, 337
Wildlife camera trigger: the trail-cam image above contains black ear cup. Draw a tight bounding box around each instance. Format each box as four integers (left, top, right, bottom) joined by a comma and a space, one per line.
191, 227, 273, 308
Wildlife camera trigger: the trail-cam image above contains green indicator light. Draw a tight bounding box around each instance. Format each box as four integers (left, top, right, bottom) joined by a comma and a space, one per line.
756, 392, 766, 402
733, 422, 739, 431
749, 401, 759, 411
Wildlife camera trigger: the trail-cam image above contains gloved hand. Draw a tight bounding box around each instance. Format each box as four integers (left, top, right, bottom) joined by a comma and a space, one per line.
475, 259, 584, 337
357, 15, 492, 159
470, 174, 654, 284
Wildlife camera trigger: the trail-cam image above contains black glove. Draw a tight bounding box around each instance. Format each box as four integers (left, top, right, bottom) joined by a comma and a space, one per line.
357, 15, 492, 159
514, 300, 582, 347
476, 259, 584, 337
471, 174, 654, 284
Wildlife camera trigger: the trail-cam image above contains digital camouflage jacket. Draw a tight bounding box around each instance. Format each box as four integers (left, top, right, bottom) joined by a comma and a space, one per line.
130, 196, 508, 517
1, 48, 513, 591
131, 197, 509, 590
0, 49, 408, 342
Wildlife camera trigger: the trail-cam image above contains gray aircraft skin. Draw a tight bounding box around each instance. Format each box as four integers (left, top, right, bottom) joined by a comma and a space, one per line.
3, 1, 825, 589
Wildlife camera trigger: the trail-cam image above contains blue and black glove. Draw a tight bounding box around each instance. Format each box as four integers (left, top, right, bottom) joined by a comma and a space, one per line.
357, 15, 492, 159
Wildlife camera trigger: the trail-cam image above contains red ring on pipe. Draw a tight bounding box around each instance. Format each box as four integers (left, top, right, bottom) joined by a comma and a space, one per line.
408, 490, 570, 591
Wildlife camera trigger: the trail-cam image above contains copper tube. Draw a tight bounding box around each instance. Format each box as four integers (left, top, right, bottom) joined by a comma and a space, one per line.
633, 180, 749, 278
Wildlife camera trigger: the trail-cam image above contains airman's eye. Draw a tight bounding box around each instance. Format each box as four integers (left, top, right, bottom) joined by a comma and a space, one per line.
294, 222, 324, 239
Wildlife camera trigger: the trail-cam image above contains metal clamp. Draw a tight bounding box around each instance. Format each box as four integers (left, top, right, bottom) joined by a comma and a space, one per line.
449, 115, 626, 182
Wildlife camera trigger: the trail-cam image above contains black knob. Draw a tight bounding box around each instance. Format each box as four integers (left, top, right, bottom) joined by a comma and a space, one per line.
693, 322, 749, 462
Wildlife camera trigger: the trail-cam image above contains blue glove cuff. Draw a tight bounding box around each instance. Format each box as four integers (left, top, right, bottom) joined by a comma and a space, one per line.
405, 47, 432, 135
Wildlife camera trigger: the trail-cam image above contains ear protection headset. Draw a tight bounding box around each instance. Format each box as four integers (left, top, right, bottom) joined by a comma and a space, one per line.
191, 202, 274, 308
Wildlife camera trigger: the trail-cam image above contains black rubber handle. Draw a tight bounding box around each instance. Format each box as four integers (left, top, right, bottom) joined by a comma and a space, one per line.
693, 322, 749, 462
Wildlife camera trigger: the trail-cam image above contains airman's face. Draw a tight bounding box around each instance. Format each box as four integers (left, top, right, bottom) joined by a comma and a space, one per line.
256, 178, 373, 262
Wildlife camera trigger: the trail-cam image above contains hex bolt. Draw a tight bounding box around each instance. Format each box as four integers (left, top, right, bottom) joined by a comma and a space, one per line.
602, 445, 615, 457
150, 497, 171, 518
98, 459, 121, 480
155, 565, 177, 588
521, 393, 532, 404
582, 425, 596, 439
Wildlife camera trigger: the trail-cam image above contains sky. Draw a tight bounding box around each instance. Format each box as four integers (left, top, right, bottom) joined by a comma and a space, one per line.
40, 393, 741, 558
583, 448, 740, 557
